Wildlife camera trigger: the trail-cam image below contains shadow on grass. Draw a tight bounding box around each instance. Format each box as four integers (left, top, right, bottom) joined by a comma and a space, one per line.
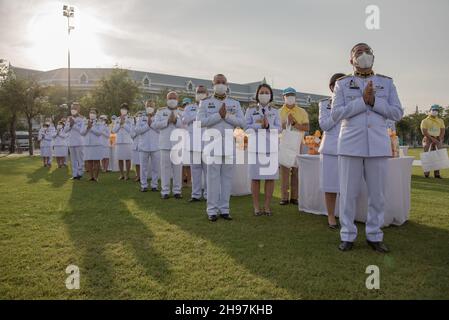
25, 165, 70, 188
133, 178, 449, 299
62, 172, 170, 298
411, 174, 449, 192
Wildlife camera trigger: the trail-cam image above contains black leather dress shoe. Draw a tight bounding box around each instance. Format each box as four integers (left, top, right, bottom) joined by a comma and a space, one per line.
141, 187, 148, 192
279, 199, 289, 205
151, 188, 159, 192
189, 198, 201, 203
367, 240, 390, 253
220, 214, 233, 220
208, 215, 217, 222
290, 199, 299, 205
161, 194, 170, 200
338, 241, 353, 251
174, 194, 183, 199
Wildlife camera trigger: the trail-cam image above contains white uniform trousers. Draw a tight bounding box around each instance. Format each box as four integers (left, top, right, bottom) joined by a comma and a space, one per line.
69, 146, 84, 178
338, 156, 387, 242
139, 151, 160, 189
160, 150, 182, 196
190, 151, 207, 200
206, 158, 234, 216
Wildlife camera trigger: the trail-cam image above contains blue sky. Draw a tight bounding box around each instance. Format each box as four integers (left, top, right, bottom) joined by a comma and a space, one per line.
1, 0, 448, 113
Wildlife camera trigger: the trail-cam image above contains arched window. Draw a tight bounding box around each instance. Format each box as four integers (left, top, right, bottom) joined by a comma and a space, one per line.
80, 73, 88, 84
142, 75, 151, 87
186, 80, 194, 92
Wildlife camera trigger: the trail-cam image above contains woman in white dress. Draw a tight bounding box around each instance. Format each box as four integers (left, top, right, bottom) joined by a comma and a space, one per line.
112, 103, 133, 180
245, 84, 281, 216
38, 121, 55, 168
131, 113, 141, 182
318, 73, 346, 229
53, 120, 68, 168
82, 108, 103, 182
98, 115, 111, 173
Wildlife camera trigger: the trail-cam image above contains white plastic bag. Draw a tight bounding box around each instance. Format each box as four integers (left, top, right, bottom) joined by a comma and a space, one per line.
420, 145, 449, 172
279, 125, 304, 168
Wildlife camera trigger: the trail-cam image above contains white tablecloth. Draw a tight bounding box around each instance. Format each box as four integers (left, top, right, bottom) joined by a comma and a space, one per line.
108, 146, 120, 172
297, 155, 414, 226
231, 151, 251, 196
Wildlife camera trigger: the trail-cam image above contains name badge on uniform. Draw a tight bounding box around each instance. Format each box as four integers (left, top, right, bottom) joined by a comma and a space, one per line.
208, 103, 215, 109
349, 79, 360, 89
228, 106, 236, 115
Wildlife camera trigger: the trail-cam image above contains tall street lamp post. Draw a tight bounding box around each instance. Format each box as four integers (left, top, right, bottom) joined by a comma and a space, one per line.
62, 5, 75, 104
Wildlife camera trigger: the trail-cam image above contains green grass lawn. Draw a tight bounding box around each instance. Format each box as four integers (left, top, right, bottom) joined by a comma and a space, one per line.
0, 149, 448, 299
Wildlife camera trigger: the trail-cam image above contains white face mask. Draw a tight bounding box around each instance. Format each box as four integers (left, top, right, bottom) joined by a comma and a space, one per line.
89, 113, 97, 120
167, 99, 178, 109
146, 107, 154, 114
431, 110, 438, 117
196, 93, 207, 102
120, 109, 128, 116
354, 52, 374, 69
57, 125, 62, 130
258, 93, 271, 105
214, 84, 228, 95
71, 109, 78, 116
285, 96, 296, 106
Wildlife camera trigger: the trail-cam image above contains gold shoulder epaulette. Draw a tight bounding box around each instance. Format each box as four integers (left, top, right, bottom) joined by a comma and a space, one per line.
376, 74, 392, 79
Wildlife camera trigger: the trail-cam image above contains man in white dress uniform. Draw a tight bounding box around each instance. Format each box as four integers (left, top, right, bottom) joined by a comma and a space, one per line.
183, 85, 209, 202
64, 102, 85, 180
153, 92, 184, 199
331, 43, 404, 252
197, 74, 246, 222
136, 100, 160, 192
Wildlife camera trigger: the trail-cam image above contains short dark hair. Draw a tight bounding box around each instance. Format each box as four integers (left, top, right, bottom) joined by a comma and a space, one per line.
349, 42, 373, 56
89, 108, 98, 114
329, 73, 346, 88
120, 103, 129, 110
351, 43, 371, 55
213, 74, 227, 83
255, 83, 274, 103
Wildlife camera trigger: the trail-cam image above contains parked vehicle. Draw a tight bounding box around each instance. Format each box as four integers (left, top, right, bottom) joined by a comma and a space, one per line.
1, 131, 31, 151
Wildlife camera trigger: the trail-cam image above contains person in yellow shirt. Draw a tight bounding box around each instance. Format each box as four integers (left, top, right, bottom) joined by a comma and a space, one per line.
420, 104, 446, 178
279, 87, 310, 205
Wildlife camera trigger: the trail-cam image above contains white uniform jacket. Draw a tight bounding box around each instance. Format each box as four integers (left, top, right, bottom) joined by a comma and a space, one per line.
197, 96, 246, 157
331, 74, 403, 157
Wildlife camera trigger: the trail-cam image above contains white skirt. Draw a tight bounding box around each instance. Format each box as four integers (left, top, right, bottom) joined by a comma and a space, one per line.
319, 154, 339, 193
53, 146, 68, 157
101, 146, 110, 159
249, 152, 279, 180
84, 145, 103, 161
40, 146, 52, 157
132, 150, 140, 165
116, 143, 132, 160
